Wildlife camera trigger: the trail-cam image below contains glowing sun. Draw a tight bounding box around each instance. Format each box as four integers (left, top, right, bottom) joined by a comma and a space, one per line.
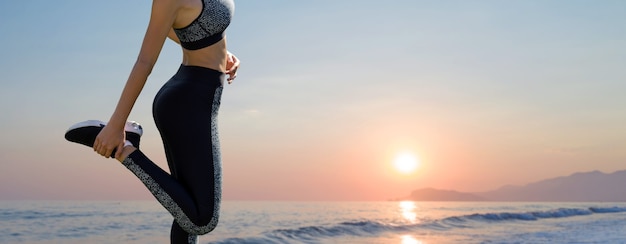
393, 152, 420, 174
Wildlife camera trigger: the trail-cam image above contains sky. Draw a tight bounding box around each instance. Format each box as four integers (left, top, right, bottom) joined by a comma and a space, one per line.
0, 0, 625, 201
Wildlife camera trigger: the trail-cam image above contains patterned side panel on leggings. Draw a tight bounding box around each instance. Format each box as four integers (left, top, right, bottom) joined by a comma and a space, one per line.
122, 158, 217, 235
209, 85, 223, 232
188, 235, 198, 244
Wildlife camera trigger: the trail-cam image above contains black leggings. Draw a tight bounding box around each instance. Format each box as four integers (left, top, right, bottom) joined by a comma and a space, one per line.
122, 65, 224, 244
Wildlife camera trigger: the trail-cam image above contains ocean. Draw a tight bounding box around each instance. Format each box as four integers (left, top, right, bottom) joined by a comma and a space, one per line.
1, 201, 625, 244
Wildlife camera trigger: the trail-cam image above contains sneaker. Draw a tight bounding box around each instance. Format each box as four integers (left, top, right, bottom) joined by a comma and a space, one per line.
65, 120, 143, 151
124, 121, 142, 148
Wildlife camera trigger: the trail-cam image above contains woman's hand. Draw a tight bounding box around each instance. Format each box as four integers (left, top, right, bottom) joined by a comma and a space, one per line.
93, 124, 125, 159
225, 51, 240, 84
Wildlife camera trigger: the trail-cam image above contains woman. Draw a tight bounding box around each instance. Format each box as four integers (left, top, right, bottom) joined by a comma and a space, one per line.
64, 0, 238, 243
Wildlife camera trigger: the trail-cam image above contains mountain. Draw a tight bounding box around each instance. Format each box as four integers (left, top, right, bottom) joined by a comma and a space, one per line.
476, 170, 626, 202
401, 170, 626, 202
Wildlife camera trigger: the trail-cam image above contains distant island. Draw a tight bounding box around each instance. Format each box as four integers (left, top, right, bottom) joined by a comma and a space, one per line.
397, 170, 626, 202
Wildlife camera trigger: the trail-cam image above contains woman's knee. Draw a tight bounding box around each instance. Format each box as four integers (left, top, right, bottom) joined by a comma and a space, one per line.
182, 212, 219, 235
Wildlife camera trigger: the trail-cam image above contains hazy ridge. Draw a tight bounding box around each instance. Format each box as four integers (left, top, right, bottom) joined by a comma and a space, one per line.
402, 170, 626, 202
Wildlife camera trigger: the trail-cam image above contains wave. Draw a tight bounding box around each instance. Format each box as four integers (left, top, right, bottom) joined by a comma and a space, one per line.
0, 210, 97, 220
212, 206, 626, 244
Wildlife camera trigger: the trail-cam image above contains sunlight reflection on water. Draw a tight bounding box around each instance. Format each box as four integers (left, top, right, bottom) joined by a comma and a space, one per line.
400, 234, 424, 244
399, 201, 418, 223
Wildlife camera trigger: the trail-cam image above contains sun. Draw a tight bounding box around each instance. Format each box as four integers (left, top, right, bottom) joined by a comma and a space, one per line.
393, 152, 419, 174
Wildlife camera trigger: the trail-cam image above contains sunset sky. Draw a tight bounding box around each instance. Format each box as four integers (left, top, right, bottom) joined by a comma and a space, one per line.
1, 0, 625, 201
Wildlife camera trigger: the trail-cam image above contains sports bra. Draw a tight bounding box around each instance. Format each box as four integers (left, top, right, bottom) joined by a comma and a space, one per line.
174, 0, 234, 50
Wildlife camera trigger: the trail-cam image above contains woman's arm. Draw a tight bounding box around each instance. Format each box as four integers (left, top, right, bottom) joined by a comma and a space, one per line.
94, 0, 179, 158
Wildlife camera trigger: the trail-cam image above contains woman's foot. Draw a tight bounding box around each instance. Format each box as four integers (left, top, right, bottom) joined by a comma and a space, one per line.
65, 120, 143, 156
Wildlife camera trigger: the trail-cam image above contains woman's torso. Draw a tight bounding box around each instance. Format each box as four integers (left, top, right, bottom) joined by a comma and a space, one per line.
171, 0, 234, 72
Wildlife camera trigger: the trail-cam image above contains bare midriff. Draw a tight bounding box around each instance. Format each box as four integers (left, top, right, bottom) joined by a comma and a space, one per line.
181, 38, 228, 72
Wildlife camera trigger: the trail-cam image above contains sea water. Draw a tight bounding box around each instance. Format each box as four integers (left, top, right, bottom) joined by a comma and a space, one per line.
1, 201, 625, 243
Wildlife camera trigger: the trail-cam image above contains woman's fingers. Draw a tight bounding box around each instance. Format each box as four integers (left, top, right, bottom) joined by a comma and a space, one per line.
225, 52, 240, 84
231, 54, 240, 66
227, 71, 237, 83
94, 139, 102, 154
96, 144, 114, 158
93, 128, 125, 158
114, 142, 124, 159
226, 52, 238, 66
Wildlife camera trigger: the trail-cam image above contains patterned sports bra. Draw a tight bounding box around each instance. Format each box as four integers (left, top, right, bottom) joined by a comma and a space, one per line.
174, 0, 234, 50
